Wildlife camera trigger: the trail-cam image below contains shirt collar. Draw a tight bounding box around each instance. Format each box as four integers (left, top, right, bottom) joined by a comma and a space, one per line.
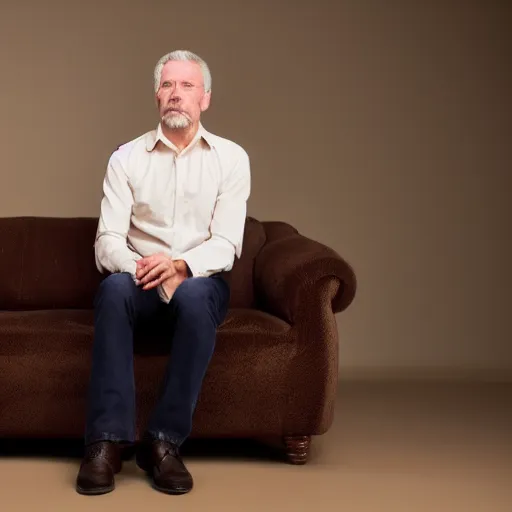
145, 123, 215, 152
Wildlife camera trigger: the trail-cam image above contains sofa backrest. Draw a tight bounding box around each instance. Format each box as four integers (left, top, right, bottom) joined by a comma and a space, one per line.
226, 216, 266, 308
0, 217, 102, 311
0, 216, 266, 311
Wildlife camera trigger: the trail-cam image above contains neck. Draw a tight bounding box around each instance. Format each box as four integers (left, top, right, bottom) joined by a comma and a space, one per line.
160, 122, 200, 152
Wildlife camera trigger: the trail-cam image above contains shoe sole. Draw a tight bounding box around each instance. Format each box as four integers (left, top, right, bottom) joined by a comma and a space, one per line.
76, 484, 115, 496
136, 457, 191, 495
151, 481, 191, 495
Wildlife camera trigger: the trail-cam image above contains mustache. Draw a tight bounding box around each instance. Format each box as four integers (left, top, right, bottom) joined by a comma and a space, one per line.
164, 107, 185, 114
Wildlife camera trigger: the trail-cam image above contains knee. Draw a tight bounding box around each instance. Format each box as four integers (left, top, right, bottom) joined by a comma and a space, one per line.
173, 277, 208, 309
172, 278, 214, 318
95, 272, 136, 304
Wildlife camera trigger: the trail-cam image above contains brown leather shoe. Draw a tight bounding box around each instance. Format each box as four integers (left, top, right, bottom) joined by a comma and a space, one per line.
136, 439, 193, 494
76, 441, 122, 495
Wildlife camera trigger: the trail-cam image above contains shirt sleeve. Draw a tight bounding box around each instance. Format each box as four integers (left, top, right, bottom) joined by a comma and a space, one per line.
179, 147, 251, 278
94, 152, 141, 278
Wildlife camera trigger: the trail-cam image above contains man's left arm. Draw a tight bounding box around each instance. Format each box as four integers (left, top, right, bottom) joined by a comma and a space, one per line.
179, 148, 251, 277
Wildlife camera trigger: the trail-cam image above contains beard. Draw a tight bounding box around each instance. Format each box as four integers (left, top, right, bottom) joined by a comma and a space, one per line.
161, 110, 191, 130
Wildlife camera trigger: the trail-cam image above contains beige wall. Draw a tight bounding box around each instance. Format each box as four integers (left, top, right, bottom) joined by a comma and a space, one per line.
1, 1, 510, 378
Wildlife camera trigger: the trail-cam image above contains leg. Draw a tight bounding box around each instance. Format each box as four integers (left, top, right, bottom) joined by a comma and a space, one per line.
84, 272, 162, 445
284, 435, 311, 465
136, 275, 229, 495
145, 274, 230, 444
78, 272, 164, 495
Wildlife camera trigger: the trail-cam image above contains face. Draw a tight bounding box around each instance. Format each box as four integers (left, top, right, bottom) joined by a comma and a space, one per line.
156, 60, 210, 130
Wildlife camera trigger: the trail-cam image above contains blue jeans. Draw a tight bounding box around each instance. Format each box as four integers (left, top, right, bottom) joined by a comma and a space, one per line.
84, 272, 230, 447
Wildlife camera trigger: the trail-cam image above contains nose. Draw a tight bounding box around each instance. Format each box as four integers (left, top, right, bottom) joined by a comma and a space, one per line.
169, 93, 181, 103
169, 87, 181, 103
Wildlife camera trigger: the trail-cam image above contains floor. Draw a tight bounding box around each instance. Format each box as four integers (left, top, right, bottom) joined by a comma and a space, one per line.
0, 381, 510, 512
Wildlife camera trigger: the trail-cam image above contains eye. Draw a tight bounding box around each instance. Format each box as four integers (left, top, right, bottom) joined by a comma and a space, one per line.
162, 81, 171, 88
183, 82, 193, 88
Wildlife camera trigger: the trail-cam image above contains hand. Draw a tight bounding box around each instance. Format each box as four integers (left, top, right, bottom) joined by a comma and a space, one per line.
160, 259, 191, 298
161, 271, 187, 300
136, 253, 189, 291
136, 252, 176, 290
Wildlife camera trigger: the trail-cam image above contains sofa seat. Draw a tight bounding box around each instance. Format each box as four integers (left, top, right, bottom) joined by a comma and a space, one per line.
0, 308, 295, 439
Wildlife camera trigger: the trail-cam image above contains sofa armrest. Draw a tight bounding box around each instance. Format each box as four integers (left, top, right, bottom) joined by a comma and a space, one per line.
253, 232, 356, 324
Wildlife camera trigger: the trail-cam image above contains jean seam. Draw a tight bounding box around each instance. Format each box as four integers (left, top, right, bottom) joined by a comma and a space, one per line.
85, 431, 133, 445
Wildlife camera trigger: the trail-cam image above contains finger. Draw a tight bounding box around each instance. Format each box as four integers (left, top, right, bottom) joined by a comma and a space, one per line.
167, 261, 177, 277
136, 257, 149, 270
137, 255, 152, 266
139, 262, 168, 285
138, 258, 163, 279
137, 264, 150, 280
142, 278, 161, 290
142, 269, 175, 290
136, 262, 153, 279
142, 274, 166, 290
139, 263, 164, 284
137, 254, 172, 280
148, 252, 165, 262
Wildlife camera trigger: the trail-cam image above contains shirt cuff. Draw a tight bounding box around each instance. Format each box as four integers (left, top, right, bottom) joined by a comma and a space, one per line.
122, 258, 139, 280
157, 284, 171, 304
180, 255, 219, 278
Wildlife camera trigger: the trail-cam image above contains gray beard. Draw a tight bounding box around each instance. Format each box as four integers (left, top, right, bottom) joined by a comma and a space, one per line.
162, 112, 191, 129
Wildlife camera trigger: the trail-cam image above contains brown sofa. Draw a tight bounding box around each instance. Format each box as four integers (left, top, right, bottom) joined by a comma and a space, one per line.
0, 216, 356, 464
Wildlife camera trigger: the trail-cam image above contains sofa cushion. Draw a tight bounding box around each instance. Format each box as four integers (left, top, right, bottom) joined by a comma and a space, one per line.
0, 309, 95, 437
0, 308, 294, 438
135, 308, 295, 437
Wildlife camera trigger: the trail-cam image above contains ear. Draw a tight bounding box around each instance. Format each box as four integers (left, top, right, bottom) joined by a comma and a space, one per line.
200, 91, 211, 112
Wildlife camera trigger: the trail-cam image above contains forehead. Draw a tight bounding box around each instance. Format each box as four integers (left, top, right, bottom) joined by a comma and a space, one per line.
160, 60, 203, 83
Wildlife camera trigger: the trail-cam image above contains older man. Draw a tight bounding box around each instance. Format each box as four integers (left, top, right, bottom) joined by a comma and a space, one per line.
76, 50, 251, 496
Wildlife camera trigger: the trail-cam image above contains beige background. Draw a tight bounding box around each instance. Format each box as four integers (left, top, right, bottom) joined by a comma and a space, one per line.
0, 0, 510, 378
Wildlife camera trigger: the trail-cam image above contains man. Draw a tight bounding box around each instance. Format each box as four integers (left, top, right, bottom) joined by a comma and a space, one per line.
76, 50, 251, 496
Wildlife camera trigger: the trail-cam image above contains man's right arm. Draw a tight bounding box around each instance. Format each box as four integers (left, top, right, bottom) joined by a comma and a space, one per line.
95, 152, 140, 278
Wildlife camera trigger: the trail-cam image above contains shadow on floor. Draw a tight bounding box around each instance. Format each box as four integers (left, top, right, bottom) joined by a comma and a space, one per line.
0, 437, 287, 464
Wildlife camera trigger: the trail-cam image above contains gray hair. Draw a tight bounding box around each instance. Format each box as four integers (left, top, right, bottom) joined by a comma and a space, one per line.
153, 50, 212, 93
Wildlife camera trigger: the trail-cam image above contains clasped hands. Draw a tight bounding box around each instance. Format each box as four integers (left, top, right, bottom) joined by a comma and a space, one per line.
135, 253, 189, 297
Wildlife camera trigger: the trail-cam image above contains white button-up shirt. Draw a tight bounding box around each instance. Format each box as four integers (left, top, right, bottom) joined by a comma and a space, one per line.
94, 123, 251, 301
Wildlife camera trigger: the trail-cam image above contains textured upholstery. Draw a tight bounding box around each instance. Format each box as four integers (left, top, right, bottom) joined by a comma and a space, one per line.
0, 216, 356, 440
